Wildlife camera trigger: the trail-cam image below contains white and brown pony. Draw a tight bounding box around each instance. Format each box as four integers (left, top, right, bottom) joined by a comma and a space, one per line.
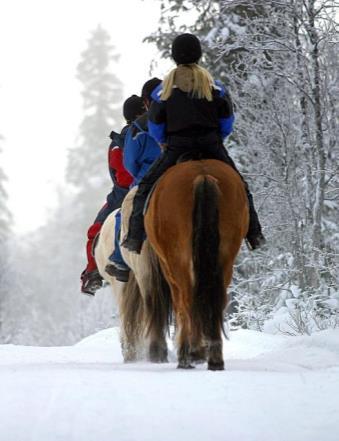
95, 190, 171, 363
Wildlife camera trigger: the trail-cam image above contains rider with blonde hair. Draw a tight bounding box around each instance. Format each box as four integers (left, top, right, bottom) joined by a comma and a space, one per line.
122, 33, 265, 254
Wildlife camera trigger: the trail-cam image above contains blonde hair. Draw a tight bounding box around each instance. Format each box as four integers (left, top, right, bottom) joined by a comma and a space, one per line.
161, 64, 214, 101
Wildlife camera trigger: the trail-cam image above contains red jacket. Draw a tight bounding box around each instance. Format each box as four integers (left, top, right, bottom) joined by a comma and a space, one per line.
109, 145, 133, 189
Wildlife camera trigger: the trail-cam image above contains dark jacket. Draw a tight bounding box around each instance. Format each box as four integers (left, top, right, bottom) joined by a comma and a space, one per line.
148, 66, 234, 144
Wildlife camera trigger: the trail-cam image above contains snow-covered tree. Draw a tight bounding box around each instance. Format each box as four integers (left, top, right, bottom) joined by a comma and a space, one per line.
147, 0, 339, 333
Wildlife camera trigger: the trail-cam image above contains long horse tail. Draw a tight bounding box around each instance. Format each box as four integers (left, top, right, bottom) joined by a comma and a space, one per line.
192, 175, 225, 341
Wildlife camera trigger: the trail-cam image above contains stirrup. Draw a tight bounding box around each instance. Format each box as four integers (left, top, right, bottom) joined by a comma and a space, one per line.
105, 263, 130, 282
121, 237, 144, 254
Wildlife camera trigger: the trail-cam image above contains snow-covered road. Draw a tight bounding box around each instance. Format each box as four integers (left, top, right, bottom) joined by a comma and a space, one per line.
1, 328, 338, 441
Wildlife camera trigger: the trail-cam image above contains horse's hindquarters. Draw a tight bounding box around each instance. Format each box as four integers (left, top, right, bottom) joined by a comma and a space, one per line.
144, 159, 248, 370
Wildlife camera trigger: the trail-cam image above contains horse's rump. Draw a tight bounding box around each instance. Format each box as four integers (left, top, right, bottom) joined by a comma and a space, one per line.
145, 159, 248, 277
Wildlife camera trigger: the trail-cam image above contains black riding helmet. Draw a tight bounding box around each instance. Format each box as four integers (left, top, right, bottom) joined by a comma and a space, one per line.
123, 95, 145, 123
171, 33, 202, 65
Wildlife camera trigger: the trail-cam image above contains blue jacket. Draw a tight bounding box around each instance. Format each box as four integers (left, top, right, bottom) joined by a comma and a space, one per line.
123, 113, 161, 186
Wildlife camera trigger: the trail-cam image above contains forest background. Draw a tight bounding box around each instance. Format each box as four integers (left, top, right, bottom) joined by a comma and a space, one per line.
0, 0, 338, 345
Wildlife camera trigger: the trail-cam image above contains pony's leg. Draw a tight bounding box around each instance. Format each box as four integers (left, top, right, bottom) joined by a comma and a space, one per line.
177, 317, 194, 369
189, 340, 207, 364
144, 287, 169, 363
169, 282, 194, 369
131, 273, 169, 363
142, 251, 170, 363
205, 284, 227, 371
119, 273, 145, 362
148, 331, 168, 363
207, 339, 224, 371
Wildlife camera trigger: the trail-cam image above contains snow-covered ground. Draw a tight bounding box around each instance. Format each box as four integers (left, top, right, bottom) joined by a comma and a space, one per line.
1, 328, 338, 441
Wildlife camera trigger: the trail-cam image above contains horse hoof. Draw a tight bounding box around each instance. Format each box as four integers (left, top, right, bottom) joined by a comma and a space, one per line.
190, 350, 207, 365
208, 361, 224, 371
177, 362, 195, 369
149, 343, 168, 363
150, 356, 168, 364
123, 353, 138, 363
192, 358, 206, 365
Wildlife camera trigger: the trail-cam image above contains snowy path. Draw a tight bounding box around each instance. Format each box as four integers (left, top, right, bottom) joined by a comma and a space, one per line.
1, 328, 339, 441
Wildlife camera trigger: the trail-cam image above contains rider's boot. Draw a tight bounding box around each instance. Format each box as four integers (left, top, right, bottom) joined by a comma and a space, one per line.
245, 191, 266, 250
105, 261, 130, 283
121, 184, 150, 254
81, 269, 103, 296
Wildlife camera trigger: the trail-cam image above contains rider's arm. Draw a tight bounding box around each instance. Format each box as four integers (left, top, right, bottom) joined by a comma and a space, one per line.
123, 127, 143, 180
109, 146, 133, 188
214, 81, 235, 140
148, 100, 167, 144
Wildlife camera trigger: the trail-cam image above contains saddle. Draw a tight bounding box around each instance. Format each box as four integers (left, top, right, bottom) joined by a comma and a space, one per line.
176, 149, 210, 163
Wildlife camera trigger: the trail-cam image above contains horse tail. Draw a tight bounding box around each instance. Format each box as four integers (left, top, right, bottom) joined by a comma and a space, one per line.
192, 175, 225, 340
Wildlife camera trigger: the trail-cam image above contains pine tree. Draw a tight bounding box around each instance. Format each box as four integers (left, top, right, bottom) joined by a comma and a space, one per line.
67, 24, 123, 226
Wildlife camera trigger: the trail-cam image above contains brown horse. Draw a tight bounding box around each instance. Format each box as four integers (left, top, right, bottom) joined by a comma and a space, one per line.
144, 159, 249, 370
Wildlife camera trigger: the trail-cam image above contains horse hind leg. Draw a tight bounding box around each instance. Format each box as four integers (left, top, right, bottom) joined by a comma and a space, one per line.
189, 339, 208, 365
119, 272, 145, 362
207, 340, 224, 371
139, 248, 171, 363
175, 313, 193, 369
176, 295, 195, 369
146, 291, 169, 363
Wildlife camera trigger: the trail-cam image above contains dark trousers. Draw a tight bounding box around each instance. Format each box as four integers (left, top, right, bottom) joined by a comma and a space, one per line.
126, 134, 261, 241
94, 186, 129, 224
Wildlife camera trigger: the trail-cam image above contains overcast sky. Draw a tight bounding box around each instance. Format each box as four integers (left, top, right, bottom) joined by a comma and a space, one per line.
0, 0, 171, 233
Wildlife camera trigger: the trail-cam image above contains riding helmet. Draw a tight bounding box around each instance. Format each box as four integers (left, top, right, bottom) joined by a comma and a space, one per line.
171, 33, 202, 65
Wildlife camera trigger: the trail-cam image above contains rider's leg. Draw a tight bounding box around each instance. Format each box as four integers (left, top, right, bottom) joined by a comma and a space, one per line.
105, 211, 130, 283
81, 186, 129, 295
122, 148, 183, 253
81, 222, 103, 296
205, 144, 266, 250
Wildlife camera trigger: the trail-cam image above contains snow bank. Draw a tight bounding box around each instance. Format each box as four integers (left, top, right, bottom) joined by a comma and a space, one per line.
1, 328, 338, 441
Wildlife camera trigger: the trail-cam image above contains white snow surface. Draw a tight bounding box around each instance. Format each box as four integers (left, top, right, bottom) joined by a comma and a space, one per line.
1, 328, 339, 441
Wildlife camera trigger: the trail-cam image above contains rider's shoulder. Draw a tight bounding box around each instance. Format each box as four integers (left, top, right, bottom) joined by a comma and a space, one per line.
212, 80, 230, 98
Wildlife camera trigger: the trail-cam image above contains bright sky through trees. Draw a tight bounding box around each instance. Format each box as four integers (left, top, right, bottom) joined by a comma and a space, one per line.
0, 0, 170, 232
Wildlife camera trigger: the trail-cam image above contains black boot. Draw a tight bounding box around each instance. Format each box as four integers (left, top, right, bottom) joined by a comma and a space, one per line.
81, 269, 103, 296
105, 263, 130, 283
245, 191, 266, 250
121, 208, 146, 254
210, 145, 266, 251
